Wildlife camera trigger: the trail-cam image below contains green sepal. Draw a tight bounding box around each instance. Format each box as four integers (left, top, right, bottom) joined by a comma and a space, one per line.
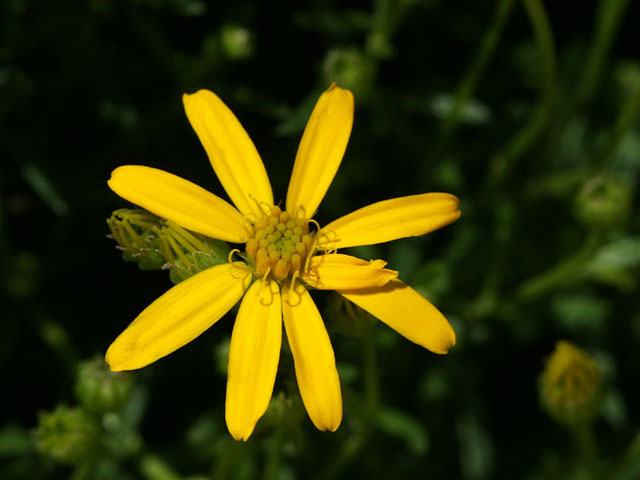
168, 238, 231, 284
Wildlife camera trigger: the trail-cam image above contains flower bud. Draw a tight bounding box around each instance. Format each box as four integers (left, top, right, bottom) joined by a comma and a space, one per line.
220, 25, 253, 60
323, 47, 376, 100
75, 357, 133, 413
574, 175, 632, 230
539, 341, 602, 426
34, 405, 99, 465
107, 209, 167, 271
107, 209, 231, 284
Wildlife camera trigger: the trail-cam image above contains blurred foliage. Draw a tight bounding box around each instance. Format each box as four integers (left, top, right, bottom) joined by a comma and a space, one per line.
1, 0, 640, 478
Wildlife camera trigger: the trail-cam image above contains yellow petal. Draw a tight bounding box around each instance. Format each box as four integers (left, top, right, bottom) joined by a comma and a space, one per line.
183, 90, 273, 217
106, 263, 252, 371
282, 284, 342, 431
286, 84, 354, 218
226, 280, 282, 441
320, 193, 460, 250
108, 165, 247, 243
339, 279, 455, 354
301, 254, 398, 290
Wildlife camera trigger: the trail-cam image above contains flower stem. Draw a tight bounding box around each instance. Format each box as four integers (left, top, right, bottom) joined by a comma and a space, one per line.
516, 232, 600, 300
438, 0, 517, 146
264, 424, 285, 480
572, 423, 600, 479
362, 320, 380, 416
574, 0, 631, 108
597, 79, 640, 169
487, 0, 557, 185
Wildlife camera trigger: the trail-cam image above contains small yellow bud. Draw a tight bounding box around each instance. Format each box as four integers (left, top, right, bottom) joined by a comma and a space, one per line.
246, 239, 258, 258
540, 341, 602, 426
256, 248, 270, 275
269, 250, 281, 263
290, 253, 302, 272
274, 259, 289, 280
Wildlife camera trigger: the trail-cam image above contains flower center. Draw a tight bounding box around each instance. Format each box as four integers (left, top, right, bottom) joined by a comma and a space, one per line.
245, 205, 316, 282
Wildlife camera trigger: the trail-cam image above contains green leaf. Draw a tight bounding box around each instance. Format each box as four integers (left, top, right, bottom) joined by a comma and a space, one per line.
374, 408, 429, 455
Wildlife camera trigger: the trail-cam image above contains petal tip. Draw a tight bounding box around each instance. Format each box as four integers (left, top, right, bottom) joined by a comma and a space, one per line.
226, 420, 257, 442
105, 343, 128, 372
434, 326, 456, 355
314, 415, 342, 433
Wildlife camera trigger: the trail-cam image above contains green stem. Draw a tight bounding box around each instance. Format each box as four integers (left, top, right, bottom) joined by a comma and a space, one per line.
362, 321, 380, 416
317, 321, 379, 480
487, 0, 557, 185
264, 425, 285, 480
598, 80, 640, 168
574, 0, 630, 107
139, 454, 181, 480
572, 423, 600, 479
211, 441, 245, 480
439, 0, 517, 145
516, 232, 600, 300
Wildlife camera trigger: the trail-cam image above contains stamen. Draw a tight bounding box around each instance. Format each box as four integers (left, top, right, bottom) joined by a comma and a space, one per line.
165, 228, 198, 255
285, 282, 303, 307
295, 205, 307, 220
227, 248, 241, 265
289, 270, 299, 293
261, 267, 271, 283
156, 228, 175, 263
259, 201, 273, 215
165, 232, 192, 269
106, 218, 122, 245
304, 237, 318, 273
242, 213, 257, 236
167, 221, 208, 252
309, 218, 321, 232
121, 220, 146, 250
115, 222, 135, 252
229, 262, 251, 279
259, 280, 275, 307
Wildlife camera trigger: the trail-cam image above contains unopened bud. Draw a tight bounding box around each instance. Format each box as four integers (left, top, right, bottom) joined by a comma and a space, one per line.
539, 341, 602, 426
574, 175, 632, 231
107, 209, 231, 284
34, 405, 99, 465
75, 356, 133, 413
220, 25, 253, 60
323, 47, 376, 100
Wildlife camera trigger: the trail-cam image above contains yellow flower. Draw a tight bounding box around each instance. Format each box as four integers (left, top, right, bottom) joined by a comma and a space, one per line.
106, 84, 460, 440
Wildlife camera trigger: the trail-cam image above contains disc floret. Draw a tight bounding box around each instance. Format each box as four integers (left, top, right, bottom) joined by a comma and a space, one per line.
245, 205, 316, 282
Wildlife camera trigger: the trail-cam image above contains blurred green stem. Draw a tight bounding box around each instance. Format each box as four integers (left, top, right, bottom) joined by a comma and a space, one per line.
363, 321, 380, 416
37, 317, 80, 374
139, 454, 181, 480
598, 79, 640, 168
439, 0, 517, 146
573, 424, 600, 479
264, 424, 284, 480
366, 0, 416, 59
212, 441, 245, 480
487, 0, 557, 185
516, 232, 600, 300
574, 0, 630, 107
318, 321, 379, 480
